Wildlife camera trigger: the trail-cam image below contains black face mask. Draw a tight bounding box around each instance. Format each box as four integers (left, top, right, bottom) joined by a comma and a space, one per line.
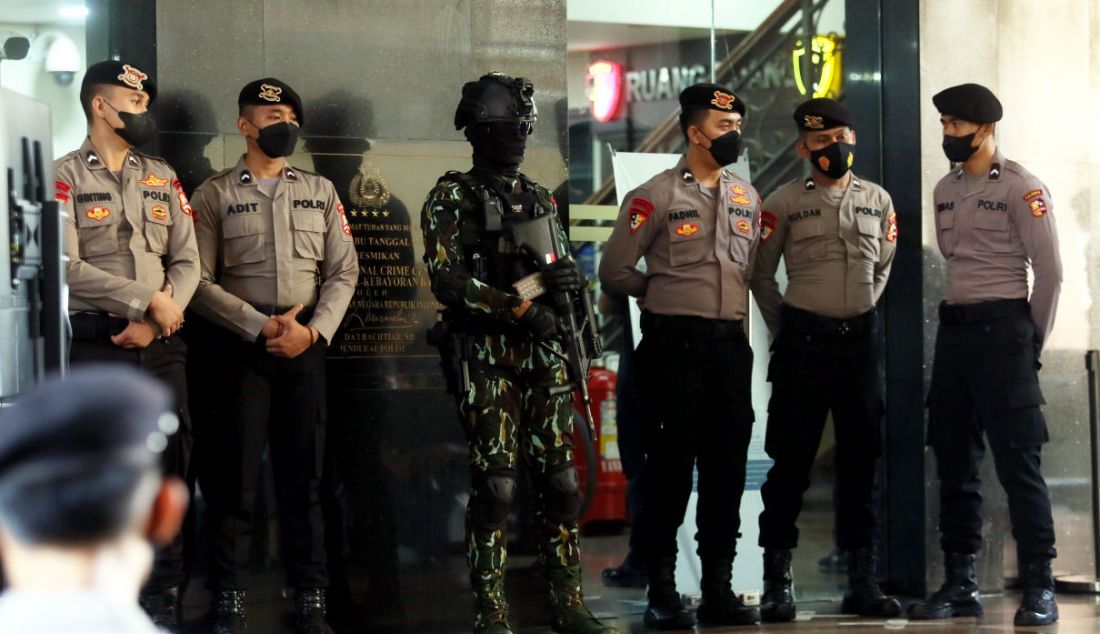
468, 122, 528, 174
105, 101, 156, 147
942, 133, 979, 163
809, 141, 855, 179
700, 129, 742, 166
254, 121, 300, 158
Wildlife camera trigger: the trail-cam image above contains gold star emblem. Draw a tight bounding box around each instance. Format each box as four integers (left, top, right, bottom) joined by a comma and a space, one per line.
382, 209, 391, 217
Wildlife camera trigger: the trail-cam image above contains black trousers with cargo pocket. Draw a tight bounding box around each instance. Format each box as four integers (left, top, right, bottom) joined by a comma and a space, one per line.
758, 306, 884, 552
636, 311, 755, 562
927, 299, 1056, 563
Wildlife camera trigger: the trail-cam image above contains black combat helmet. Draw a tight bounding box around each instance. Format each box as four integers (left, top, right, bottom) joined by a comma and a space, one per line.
454, 72, 537, 133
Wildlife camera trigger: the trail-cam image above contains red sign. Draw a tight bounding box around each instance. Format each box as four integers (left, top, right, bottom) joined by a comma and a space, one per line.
586, 61, 624, 122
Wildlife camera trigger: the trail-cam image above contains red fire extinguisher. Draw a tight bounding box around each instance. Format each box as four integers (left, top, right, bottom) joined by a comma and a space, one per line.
573, 362, 628, 529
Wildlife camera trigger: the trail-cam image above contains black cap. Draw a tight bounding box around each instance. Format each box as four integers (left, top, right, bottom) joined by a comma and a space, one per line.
81, 60, 157, 102
454, 72, 537, 131
0, 366, 175, 490
238, 78, 304, 125
793, 97, 854, 131
932, 83, 1003, 123
678, 83, 745, 117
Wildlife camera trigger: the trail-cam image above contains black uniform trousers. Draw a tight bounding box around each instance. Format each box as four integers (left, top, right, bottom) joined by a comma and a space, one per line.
927, 299, 1056, 563
68, 312, 192, 592
200, 308, 329, 591
758, 306, 883, 552
636, 311, 754, 561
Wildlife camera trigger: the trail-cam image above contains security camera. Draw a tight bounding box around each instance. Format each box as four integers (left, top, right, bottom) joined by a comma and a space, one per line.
45, 35, 80, 86
0, 33, 30, 61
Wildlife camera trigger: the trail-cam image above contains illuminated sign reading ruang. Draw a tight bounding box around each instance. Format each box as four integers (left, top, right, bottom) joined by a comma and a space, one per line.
793, 35, 843, 98
586, 61, 624, 122
626, 65, 708, 104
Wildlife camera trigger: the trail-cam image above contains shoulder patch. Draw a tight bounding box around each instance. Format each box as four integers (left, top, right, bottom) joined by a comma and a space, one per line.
886, 210, 898, 242
760, 210, 778, 242
629, 197, 654, 235
55, 179, 71, 204
1023, 189, 1043, 201
1029, 198, 1048, 217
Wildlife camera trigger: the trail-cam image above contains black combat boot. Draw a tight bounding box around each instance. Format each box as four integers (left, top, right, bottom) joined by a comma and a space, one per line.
841, 548, 901, 617
695, 557, 760, 627
139, 586, 181, 633
642, 555, 695, 630
602, 551, 648, 588
211, 589, 247, 634
907, 552, 982, 619
760, 549, 796, 622
1014, 557, 1058, 626
295, 588, 335, 634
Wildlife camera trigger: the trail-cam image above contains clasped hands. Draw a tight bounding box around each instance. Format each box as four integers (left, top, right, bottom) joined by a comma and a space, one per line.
260, 304, 318, 359
113, 283, 181, 350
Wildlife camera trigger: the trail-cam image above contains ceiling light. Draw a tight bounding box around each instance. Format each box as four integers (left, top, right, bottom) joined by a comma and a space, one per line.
59, 6, 89, 19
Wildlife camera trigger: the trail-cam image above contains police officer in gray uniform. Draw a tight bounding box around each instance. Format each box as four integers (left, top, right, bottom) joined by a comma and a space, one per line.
190, 78, 358, 634
750, 98, 901, 621
0, 367, 189, 634
55, 59, 198, 632
909, 83, 1061, 626
600, 83, 761, 630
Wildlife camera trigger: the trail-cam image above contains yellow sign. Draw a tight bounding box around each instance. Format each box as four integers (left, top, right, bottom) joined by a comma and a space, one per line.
793, 35, 843, 99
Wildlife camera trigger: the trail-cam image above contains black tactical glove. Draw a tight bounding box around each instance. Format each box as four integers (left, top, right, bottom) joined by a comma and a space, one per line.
543, 259, 585, 294
517, 301, 560, 340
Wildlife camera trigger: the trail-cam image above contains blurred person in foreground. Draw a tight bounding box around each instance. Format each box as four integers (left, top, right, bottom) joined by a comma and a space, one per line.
0, 366, 188, 633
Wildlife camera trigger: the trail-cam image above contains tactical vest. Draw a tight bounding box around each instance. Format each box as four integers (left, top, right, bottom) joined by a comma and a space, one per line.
437, 170, 556, 292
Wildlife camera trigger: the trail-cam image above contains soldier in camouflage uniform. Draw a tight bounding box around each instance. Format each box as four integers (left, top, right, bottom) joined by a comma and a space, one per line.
421, 73, 617, 634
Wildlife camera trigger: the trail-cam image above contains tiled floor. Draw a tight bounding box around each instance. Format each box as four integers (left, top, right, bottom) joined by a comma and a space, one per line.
179, 526, 1100, 633
177, 474, 1100, 632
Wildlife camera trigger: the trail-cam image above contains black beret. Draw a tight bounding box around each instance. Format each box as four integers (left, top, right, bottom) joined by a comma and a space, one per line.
793, 97, 854, 131
0, 366, 175, 489
81, 60, 157, 102
239, 78, 304, 125
932, 83, 1002, 123
678, 83, 745, 117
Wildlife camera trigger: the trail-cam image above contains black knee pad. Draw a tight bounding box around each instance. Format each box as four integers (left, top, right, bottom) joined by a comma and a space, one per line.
542, 466, 581, 524
470, 471, 517, 531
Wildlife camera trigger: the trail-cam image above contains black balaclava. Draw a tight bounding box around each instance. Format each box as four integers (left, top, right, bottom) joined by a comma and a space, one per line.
467, 122, 528, 176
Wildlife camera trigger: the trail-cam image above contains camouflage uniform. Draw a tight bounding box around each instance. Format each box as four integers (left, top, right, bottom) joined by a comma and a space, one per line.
422, 168, 595, 633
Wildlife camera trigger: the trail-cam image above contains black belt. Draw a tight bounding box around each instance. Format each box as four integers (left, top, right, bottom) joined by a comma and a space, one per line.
938, 298, 1029, 325
69, 311, 131, 340
780, 305, 876, 337
640, 311, 744, 339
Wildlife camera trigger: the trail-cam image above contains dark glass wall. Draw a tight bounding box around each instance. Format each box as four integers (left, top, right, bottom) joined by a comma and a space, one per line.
150, 1, 567, 631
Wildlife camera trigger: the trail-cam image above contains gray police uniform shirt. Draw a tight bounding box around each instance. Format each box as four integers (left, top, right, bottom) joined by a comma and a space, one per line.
750, 175, 897, 333
55, 137, 199, 322
190, 156, 358, 343
599, 156, 762, 321
0, 591, 164, 633
933, 150, 1062, 346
